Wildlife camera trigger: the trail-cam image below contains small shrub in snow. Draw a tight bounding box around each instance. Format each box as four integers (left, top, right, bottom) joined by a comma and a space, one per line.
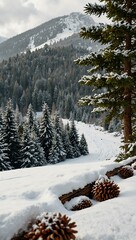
64, 196, 92, 211
118, 166, 134, 179
92, 176, 120, 202
11, 212, 77, 240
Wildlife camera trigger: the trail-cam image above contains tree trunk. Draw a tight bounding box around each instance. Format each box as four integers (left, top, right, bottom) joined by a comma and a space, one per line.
123, 0, 132, 153
123, 89, 132, 152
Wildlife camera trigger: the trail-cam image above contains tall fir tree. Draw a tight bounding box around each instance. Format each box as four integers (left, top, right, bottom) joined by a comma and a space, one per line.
0, 132, 11, 171
39, 103, 53, 161
62, 127, 74, 159
21, 126, 46, 168
2, 100, 21, 169
49, 131, 61, 164
79, 133, 89, 155
21, 127, 38, 168
75, 0, 136, 154
26, 103, 40, 138
53, 113, 66, 162
69, 120, 81, 158
0, 108, 3, 131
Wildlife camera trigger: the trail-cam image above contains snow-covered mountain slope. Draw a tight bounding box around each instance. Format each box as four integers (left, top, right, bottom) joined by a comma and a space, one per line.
0, 12, 96, 60
0, 36, 7, 44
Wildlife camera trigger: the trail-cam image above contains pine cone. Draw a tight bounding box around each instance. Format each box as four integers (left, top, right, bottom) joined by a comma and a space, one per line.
118, 166, 134, 179
11, 213, 78, 240
71, 199, 92, 211
92, 177, 120, 202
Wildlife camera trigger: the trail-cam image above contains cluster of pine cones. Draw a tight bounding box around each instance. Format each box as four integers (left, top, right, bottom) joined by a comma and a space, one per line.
11, 213, 77, 240
118, 166, 134, 179
92, 177, 120, 202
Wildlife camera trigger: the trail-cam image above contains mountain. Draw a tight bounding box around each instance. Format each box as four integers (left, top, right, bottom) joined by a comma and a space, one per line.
0, 36, 7, 44
0, 12, 99, 61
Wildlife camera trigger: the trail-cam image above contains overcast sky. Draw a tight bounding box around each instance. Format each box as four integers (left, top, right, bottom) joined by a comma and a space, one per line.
0, 0, 106, 39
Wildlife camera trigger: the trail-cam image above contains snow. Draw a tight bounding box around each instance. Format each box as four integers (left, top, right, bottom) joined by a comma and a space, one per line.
31, 12, 94, 52
0, 121, 136, 240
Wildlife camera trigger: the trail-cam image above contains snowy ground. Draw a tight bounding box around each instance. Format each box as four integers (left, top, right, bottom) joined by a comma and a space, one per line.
0, 121, 136, 240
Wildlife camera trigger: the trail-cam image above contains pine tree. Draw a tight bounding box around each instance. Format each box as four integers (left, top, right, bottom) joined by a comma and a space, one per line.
0, 133, 11, 171
48, 132, 60, 164
62, 128, 74, 159
21, 125, 46, 168
21, 127, 38, 168
26, 103, 40, 138
0, 108, 3, 131
53, 113, 66, 162
75, 1, 136, 154
39, 103, 53, 161
79, 133, 89, 155
34, 136, 47, 166
2, 100, 21, 169
69, 120, 81, 158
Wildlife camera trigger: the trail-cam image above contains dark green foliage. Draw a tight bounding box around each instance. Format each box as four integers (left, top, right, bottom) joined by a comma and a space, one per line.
0, 109, 3, 131
52, 113, 66, 162
21, 127, 46, 168
79, 133, 89, 155
39, 103, 54, 161
0, 100, 88, 171
0, 45, 92, 123
49, 132, 62, 164
21, 127, 38, 168
69, 120, 81, 158
62, 127, 74, 159
26, 104, 40, 138
76, 0, 136, 154
0, 134, 11, 171
2, 100, 21, 169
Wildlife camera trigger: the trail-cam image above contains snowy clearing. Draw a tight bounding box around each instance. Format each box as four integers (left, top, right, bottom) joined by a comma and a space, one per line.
0, 121, 136, 240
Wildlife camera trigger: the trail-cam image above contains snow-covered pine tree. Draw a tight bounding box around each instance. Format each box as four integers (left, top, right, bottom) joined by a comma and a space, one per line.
21, 127, 38, 168
79, 133, 89, 155
53, 113, 66, 162
26, 104, 40, 138
21, 124, 46, 168
26, 104, 35, 132
0, 108, 3, 131
39, 103, 53, 161
48, 132, 60, 164
0, 108, 11, 171
33, 136, 47, 166
2, 100, 21, 169
62, 124, 74, 159
75, 0, 136, 154
69, 120, 81, 158
0, 132, 11, 171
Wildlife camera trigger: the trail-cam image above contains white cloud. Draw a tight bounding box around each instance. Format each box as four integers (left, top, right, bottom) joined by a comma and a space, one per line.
0, 0, 105, 38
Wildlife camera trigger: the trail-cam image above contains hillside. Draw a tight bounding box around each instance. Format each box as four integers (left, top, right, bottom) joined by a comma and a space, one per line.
0, 12, 98, 61
0, 45, 93, 122
0, 36, 7, 44
0, 121, 136, 240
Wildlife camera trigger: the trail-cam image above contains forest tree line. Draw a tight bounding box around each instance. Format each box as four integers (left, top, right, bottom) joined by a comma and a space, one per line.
0, 100, 89, 171
0, 45, 96, 123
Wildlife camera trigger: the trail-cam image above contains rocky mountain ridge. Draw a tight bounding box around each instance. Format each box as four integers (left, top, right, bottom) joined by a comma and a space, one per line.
0, 12, 99, 61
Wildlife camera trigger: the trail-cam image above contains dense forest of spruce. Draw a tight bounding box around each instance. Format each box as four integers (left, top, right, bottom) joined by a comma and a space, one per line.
0, 45, 96, 123
0, 100, 89, 171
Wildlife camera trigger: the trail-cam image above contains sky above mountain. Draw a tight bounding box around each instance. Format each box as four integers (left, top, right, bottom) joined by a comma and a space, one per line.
0, 0, 108, 39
